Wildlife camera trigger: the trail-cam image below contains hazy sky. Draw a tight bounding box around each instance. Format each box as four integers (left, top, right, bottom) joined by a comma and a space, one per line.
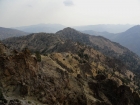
0, 0, 140, 27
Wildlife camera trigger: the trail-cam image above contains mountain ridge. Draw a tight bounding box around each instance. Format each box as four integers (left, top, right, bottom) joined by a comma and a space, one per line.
14, 23, 66, 33
0, 27, 28, 39
1, 27, 140, 104
73, 24, 134, 33
124, 25, 140, 34
112, 25, 140, 56
1, 40, 140, 105
2, 27, 140, 73
12, 24, 134, 33
82, 25, 140, 56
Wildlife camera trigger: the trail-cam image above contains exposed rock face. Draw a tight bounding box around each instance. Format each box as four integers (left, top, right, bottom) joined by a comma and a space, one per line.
95, 74, 106, 81
88, 79, 140, 105
0, 48, 38, 96
0, 44, 88, 104
0, 42, 9, 55
8, 99, 22, 105
0, 42, 140, 105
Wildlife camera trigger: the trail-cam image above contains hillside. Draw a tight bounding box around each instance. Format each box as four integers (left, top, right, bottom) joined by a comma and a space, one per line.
14, 24, 66, 33
2, 27, 140, 73
82, 25, 140, 57
0, 41, 140, 105
112, 25, 140, 56
56, 27, 124, 54
56, 28, 140, 72
0, 27, 28, 40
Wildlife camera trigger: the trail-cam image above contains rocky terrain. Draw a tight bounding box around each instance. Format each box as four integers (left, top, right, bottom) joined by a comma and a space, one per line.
3, 27, 140, 73
1, 27, 140, 105
83, 25, 140, 57
0, 39, 140, 105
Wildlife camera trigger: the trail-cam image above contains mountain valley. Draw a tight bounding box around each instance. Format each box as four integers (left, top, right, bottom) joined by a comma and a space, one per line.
0, 27, 140, 105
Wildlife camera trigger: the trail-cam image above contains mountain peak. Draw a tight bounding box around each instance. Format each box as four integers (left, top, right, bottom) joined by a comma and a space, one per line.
61, 27, 75, 32
56, 27, 81, 35
63, 27, 75, 30
125, 25, 140, 34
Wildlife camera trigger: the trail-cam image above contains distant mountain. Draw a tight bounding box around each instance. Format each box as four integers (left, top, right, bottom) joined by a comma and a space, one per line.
73, 24, 134, 33
0, 27, 28, 39
14, 24, 66, 33
82, 25, 140, 57
82, 30, 115, 39
3, 27, 140, 73
112, 25, 140, 56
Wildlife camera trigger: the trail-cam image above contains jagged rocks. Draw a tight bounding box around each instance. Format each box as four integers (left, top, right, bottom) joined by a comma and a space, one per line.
0, 42, 9, 55
8, 99, 21, 105
95, 74, 106, 81
116, 85, 140, 105
20, 85, 28, 96
90, 79, 140, 105
0, 102, 6, 105
0, 49, 38, 98
0, 89, 7, 105
0, 41, 140, 105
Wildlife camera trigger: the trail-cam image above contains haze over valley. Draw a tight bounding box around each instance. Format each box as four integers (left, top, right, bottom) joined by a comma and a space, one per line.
0, 0, 140, 105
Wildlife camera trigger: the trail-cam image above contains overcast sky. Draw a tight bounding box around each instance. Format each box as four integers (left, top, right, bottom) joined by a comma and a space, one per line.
0, 0, 140, 27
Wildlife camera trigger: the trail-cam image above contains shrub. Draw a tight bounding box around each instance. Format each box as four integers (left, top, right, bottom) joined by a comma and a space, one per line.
35, 51, 41, 62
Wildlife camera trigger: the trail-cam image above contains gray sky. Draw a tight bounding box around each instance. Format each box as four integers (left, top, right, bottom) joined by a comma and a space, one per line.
0, 0, 140, 27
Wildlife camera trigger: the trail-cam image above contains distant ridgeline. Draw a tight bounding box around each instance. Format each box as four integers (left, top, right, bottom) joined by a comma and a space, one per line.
1, 27, 140, 104
0, 27, 28, 40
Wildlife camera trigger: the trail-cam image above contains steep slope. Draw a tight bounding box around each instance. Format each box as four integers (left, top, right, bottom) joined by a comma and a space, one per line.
14, 24, 66, 33
0, 27, 28, 39
2, 27, 140, 73
56, 28, 140, 72
0, 42, 9, 55
0, 41, 140, 105
56, 27, 124, 54
86, 25, 140, 57
112, 25, 140, 56
2, 33, 63, 53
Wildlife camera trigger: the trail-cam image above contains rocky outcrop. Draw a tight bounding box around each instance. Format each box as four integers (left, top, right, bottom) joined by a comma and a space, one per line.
8, 99, 22, 105
0, 47, 88, 104
0, 42, 9, 55
88, 79, 140, 105
0, 42, 140, 105
0, 48, 38, 96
